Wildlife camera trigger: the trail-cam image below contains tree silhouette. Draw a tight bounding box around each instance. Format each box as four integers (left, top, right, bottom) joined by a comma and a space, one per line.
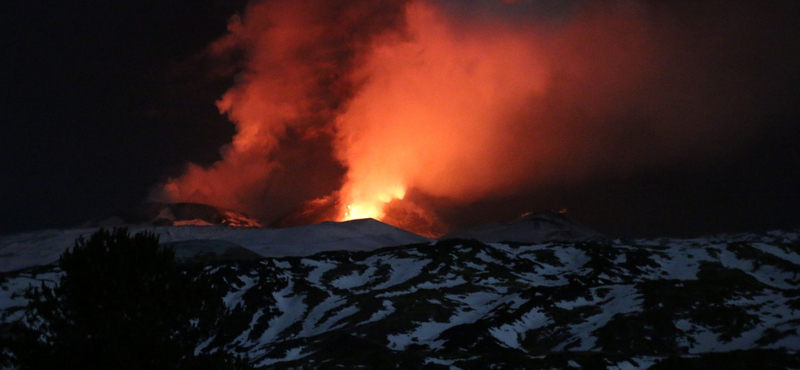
4, 228, 250, 370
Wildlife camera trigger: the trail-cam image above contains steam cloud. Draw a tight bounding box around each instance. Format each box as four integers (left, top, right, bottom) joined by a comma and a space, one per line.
155, 0, 799, 235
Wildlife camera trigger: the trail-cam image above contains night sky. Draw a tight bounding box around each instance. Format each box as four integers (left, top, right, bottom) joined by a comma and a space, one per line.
1, 1, 245, 233
1, 0, 799, 238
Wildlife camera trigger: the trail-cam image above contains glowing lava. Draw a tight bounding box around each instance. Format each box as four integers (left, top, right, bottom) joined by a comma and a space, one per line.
340, 186, 406, 221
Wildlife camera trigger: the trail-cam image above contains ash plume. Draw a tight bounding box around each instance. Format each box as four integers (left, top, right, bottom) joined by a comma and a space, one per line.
154, 0, 800, 235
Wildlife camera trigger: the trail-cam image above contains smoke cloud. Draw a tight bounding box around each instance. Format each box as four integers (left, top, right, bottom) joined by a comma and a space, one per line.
155, 0, 799, 236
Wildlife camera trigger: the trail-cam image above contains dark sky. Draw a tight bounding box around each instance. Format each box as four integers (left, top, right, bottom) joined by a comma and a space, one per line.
0, 1, 245, 234
1, 0, 799, 238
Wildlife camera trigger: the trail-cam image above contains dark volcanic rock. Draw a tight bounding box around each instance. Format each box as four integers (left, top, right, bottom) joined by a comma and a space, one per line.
146, 202, 262, 227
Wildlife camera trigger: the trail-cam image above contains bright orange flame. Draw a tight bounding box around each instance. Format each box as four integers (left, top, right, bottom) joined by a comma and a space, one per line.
340, 185, 406, 221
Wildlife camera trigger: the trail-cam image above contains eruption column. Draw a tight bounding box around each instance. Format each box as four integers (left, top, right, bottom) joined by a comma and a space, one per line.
333, 1, 548, 222
156, 0, 794, 235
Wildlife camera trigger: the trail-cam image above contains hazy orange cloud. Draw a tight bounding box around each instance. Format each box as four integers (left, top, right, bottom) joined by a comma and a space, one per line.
156, 0, 796, 235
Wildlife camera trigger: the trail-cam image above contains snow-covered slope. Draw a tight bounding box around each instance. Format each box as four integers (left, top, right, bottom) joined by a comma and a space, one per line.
188, 230, 800, 369
2, 221, 799, 369
0, 219, 432, 272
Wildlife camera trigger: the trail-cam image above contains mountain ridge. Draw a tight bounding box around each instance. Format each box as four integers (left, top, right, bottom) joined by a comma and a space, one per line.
2, 210, 799, 369
1, 228, 798, 369
0, 218, 432, 273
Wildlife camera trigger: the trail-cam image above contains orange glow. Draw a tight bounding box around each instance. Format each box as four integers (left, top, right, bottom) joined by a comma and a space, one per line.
333, 1, 548, 224
154, 0, 768, 234
153, 0, 654, 232
341, 186, 406, 221
153, 0, 653, 232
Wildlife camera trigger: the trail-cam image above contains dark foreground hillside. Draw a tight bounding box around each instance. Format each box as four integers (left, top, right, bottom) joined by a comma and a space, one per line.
2, 230, 800, 369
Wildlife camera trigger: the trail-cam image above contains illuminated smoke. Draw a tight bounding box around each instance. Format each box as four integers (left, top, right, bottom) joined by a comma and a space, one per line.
335, 1, 549, 222
156, 0, 798, 235
155, 0, 407, 217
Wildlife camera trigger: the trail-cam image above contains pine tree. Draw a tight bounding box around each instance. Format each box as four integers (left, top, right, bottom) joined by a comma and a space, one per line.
5, 228, 250, 370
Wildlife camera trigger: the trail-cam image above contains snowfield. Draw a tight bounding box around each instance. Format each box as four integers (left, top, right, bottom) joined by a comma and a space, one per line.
0, 218, 432, 272
1, 216, 799, 369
